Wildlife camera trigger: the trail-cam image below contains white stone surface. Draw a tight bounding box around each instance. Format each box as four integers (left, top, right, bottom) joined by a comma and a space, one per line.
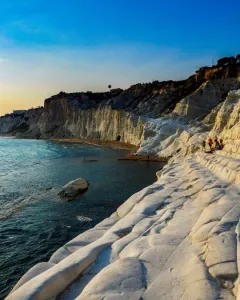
76, 257, 145, 300
138, 87, 240, 159
8, 148, 240, 299
173, 79, 239, 119
7, 89, 240, 299
137, 116, 209, 158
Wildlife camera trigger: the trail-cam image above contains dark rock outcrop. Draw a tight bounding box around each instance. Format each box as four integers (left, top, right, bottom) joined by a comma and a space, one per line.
58, 178, 89, 200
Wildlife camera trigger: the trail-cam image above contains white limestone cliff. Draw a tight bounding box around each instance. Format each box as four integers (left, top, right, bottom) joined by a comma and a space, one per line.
0, 105, 144, 146
138, 88, 240, 159
6, 89, 240, 300
173, 79, 239, 120
0, 115, 23, 133
43, 106, 144, 146
137, 116, 209, 158
211, 90, 240, 137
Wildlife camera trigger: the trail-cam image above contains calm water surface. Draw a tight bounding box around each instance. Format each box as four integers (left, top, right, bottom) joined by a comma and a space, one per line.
0, 138, 164, 298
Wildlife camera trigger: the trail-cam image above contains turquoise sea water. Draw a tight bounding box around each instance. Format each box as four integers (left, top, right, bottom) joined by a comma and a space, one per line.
0, 138, 164, 298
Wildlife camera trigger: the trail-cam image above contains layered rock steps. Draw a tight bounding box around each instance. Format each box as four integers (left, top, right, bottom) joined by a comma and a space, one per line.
7, 146, 240, 299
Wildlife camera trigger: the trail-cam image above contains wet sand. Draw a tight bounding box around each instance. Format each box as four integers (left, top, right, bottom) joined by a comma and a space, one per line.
52, 138, 138, 151
118, 154, 168, 162
52, 139, 168, 162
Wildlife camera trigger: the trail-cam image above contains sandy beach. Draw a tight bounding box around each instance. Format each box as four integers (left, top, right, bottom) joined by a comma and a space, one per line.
52, 138, 139, 151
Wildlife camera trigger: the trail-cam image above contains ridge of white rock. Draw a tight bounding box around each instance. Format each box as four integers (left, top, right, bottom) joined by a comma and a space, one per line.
138, 88, 240, 159
211, 90, 240, 137
173, 79, 240, 120
137, 114, 212, 159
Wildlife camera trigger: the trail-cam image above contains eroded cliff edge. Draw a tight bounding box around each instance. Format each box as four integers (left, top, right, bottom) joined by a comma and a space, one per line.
1, 54, 240, 150
0, 93, 144, 146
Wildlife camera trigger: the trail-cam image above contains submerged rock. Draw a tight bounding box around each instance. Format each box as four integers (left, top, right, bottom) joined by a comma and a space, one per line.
58, 178, 88, 200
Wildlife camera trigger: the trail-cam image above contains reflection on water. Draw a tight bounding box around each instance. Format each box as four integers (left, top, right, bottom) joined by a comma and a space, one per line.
0, 138, 164, 298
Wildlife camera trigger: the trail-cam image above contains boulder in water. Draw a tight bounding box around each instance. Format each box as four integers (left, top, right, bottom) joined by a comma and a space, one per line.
58, 178, 88, 200
77, 216, 92, 222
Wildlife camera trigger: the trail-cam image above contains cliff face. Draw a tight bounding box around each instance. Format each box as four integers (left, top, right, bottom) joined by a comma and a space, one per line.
39, 97, 144, 145
211, 90, 240, 136
1, 54, 240, 148
173, 78, 240, 119
138, 88, 240, 158
0, 92, 144, 146
0, 114, 24, 134
0, 108, 43, 135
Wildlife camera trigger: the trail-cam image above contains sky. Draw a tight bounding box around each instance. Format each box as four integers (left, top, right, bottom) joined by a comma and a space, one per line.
0, 0, 240, 116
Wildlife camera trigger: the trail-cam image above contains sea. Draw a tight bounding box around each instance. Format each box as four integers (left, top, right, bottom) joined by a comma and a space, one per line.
0, 137, 164, 298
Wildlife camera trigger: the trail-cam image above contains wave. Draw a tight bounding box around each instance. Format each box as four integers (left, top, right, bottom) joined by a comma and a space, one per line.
0, 189, 56, 221
0, 173, 8, 177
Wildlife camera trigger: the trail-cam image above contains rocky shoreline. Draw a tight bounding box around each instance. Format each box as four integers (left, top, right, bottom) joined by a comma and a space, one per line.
7, 145, 240, 299
7, 88, 240, 299
3, 55, 240, 299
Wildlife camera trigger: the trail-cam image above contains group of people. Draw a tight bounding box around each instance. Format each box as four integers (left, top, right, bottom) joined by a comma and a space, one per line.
202, 138, 224, 153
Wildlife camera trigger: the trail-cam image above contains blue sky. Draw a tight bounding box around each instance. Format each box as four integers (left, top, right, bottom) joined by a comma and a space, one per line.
0, 0, 240, 115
